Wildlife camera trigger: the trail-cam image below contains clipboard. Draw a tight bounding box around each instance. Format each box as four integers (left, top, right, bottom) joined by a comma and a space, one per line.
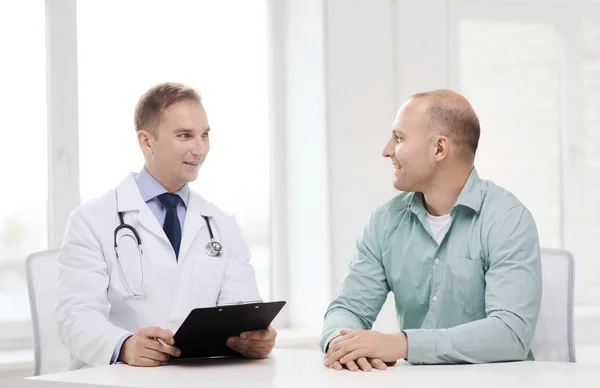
172, 301, 286, 360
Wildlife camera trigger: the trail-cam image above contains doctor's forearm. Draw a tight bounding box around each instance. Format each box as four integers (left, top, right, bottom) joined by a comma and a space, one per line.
58, 309, 133, 366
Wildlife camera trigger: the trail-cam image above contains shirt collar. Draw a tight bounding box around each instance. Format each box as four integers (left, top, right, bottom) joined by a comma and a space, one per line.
135, 166, 189, 207
452, 167, 483, 213
409, 167, 483, 215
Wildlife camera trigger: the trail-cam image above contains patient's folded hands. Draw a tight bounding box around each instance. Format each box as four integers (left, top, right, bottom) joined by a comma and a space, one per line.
324, 329, 406, 372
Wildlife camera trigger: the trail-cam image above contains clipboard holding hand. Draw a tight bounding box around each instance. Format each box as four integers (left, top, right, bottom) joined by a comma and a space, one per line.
173, 301, 286, 360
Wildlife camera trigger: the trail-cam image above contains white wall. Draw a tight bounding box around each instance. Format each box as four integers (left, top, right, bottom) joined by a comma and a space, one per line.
325, 0, 398, 289
321, 0, 457, 331
278, 0, 439, 333
275, 0, 402, 333
275, 0, 458, 333
324, 0, 400, 331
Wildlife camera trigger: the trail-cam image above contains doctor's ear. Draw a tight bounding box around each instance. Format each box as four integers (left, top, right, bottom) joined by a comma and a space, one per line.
137, 130, 154, 154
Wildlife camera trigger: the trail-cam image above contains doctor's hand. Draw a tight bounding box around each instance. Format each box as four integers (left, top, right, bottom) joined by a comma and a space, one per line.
119, 327, 181, 367
226, 325, 277, 359
324, 329, 406, 371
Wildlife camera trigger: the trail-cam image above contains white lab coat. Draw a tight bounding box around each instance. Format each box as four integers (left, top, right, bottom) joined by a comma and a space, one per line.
55, 174, 261, 369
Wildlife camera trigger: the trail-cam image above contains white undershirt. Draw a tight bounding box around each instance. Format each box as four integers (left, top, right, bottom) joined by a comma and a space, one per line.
426, 212, 453, 244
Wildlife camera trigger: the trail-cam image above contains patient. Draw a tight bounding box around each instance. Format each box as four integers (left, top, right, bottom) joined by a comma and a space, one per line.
322, 90, 542, 371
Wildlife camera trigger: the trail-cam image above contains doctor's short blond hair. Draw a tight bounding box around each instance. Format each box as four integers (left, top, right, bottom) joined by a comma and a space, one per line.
134, 82, 202, 136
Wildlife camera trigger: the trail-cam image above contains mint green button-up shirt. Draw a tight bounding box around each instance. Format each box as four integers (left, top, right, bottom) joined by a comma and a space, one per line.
321, 168, 542, 364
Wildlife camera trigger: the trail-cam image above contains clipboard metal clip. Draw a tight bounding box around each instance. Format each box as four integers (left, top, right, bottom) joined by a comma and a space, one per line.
216, 299, 263, 307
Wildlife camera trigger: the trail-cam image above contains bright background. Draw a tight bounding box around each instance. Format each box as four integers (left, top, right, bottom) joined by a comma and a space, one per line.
1, 0, 599, 384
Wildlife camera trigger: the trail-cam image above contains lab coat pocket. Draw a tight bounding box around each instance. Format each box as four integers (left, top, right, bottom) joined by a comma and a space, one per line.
448, 258, 485, 314
190, 255, 227, 301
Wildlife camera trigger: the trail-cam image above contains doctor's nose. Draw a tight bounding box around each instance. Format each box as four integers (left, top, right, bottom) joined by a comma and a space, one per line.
190, 145, 201, 157
190, 139, 205, 156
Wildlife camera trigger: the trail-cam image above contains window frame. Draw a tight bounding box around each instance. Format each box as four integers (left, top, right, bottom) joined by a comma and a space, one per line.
0, 0, 80, 350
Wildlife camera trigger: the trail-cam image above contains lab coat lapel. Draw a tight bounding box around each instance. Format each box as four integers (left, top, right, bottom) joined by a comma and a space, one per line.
116, 174, 170, 246
179, 191, 214, 261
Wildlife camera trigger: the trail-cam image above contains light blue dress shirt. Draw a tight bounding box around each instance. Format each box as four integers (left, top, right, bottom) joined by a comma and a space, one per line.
110, 166, 189, 364
320, 168, 543, 364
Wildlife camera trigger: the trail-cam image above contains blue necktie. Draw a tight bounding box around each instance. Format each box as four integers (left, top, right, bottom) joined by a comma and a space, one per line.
157, 193, 182, 259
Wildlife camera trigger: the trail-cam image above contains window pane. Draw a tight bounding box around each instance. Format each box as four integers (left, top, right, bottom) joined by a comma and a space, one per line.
77, 0, 271, 298
0, 0, 47, 322
459, 21, 562, 248
583, 18, 600, 289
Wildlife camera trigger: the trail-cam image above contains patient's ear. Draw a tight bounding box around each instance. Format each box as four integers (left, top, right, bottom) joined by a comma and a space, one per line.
433, 135, 449, 161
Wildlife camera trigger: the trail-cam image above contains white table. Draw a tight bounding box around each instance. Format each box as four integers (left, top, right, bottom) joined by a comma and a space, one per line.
24, 349, 600, 388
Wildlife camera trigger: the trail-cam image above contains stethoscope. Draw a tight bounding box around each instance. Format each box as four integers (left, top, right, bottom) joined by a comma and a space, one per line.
113, 209, 223, 297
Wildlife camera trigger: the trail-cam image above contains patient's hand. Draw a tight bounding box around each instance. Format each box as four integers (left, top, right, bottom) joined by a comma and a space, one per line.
226, 325, 277, 359
325, 329, 405, 371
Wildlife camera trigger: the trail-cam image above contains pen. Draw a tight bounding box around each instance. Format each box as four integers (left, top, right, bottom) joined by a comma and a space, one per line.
156, 337, 169, 347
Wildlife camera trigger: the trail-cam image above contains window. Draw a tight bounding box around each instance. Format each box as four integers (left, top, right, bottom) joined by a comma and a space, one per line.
448, 3, 600, 356
77, 0, 271, 298
459, 20, 562, 249
582, 17, 600, 292
0, 1, 47, 330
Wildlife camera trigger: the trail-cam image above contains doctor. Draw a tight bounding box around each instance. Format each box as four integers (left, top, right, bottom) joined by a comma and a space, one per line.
56, 82, 276, 369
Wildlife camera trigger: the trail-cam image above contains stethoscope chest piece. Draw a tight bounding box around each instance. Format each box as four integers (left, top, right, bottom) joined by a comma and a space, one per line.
202, 215, 222, 257
206, 240, 222, 257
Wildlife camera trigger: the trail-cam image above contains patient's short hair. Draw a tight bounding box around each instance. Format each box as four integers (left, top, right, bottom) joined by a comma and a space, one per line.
412, 89, 480, 163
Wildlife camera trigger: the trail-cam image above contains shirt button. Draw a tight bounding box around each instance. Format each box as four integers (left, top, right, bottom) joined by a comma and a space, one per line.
432, 295, 439, 302
434, 258, 440, 265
